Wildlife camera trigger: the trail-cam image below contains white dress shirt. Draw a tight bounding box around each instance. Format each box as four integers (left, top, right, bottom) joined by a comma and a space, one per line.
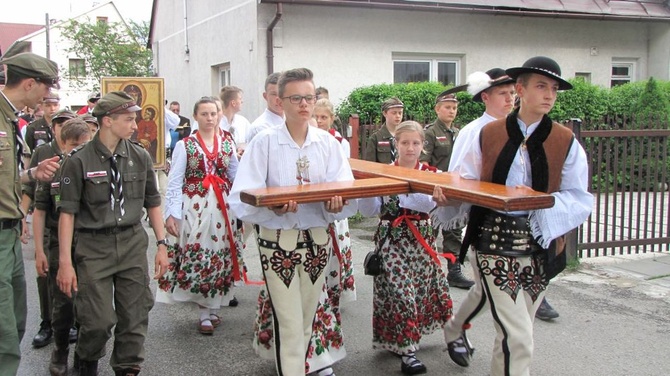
164, 108, 180, 148
246, 108, 285, 143
435, 116, 593, 248
229, 124, 357, 229
448, 112, 497, 173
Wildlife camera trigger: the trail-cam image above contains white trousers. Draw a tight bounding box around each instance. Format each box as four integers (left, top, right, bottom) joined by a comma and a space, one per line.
258, 227, 331, 376
445, 249, 546, 376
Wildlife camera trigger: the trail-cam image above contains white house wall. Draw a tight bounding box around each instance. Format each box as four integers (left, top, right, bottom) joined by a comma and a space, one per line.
153, 0, 259, 120
260, 4, 661, 110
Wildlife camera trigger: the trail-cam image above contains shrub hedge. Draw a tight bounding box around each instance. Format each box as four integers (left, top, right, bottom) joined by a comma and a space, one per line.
337, 78, 670, 190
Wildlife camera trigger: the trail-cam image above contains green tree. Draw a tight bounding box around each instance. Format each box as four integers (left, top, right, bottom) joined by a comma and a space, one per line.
61, 19, 153, 91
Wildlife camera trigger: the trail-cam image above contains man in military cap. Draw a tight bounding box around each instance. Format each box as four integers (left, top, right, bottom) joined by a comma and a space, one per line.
364, 97, 404, 163
22, 109, 79, 350
0, 51, 61, 376
80, 113, 99, 136
420, 85, 475, 290
56, 91, 169, 376
25, 91, 60, 151
32, 117, 91, 376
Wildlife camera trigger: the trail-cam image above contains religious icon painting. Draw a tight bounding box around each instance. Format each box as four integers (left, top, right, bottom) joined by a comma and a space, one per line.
101, 77, 166, 169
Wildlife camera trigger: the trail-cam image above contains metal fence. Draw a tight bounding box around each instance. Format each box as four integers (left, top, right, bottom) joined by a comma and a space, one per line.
351, 114, 670, 258
572, 115, 670, 257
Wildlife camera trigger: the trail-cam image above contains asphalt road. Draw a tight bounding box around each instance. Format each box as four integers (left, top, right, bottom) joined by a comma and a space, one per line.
16, 217, 670, 376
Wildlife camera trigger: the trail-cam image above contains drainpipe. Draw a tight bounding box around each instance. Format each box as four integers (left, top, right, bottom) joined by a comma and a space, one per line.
266, 3, 283, 75
183, 0, 190, 62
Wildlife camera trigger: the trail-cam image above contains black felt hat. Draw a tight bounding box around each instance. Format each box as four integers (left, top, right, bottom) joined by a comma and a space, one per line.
467, 68, 516, 103
506, 56, 573, 90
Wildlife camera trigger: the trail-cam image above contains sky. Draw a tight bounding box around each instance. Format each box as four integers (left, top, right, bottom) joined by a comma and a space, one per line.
0, 0, 153, 24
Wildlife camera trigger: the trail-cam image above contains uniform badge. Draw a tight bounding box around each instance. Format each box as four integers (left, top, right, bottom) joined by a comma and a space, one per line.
0, 131, 6, 137
436, 136, 448, 142
51, 182, 60, 188
129, 160, 134, 167
86, 171, 108, 178
63, 177, 71, 185
378, 141, 390, 146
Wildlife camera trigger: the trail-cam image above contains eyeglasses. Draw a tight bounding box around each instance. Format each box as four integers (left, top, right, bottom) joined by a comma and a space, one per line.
282, 95, 317, 104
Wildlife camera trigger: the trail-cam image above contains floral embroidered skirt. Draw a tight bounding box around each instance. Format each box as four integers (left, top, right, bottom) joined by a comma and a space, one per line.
156, 189, 244, 309
253, 249, 346, 373
333, 219, 356, 303
372, 219, 453, 354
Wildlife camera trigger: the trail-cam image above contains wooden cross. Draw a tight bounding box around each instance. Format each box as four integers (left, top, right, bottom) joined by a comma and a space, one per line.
240, 159, 554, 212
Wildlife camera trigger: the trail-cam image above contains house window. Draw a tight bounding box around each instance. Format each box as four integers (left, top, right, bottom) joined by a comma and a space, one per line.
96, 17, 108, 24
393, 56, 461, 85
69, 58, 86, 78
211, 62, 231, 94
575, 72, 591, 83
219, 65, 231, 88
611, 61, 635, 87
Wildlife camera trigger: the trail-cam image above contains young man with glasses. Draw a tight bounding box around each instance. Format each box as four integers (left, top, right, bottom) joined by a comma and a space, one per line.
229, 68, 357, 376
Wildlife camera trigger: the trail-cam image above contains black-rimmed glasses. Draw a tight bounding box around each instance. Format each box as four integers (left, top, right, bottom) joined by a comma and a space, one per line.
282, 95, 317, 104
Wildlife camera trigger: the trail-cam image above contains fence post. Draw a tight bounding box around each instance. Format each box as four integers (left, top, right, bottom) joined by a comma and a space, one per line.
349, 114, 360, 159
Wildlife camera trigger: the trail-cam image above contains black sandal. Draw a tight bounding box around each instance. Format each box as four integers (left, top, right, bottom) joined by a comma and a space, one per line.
447, 330, 475, 367
400, 353, 427, 375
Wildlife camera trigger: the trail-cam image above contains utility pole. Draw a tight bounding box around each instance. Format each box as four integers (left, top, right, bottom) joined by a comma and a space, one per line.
45, 13, 51, 59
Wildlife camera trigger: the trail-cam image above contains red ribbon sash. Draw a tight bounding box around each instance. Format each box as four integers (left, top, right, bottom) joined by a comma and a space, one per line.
203, 174, 263, 286
391, 211, 456, 265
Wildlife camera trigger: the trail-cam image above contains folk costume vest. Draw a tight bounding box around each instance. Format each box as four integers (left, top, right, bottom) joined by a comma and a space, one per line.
461, 110, 574, 277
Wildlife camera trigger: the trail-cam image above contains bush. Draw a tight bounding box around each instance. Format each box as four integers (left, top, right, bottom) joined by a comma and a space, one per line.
337, 82, 483, 128
550, 78, 609, 122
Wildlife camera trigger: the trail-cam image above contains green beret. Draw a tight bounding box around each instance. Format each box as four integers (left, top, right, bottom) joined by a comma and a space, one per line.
52, 109, 76, 123
92, 91, 141, 117
381, 97, 404, 112
0, 52, 59, 88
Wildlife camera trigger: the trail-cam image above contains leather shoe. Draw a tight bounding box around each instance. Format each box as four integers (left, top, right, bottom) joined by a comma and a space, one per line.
228, 296, 239, 307
400, 353, 427, 375
69, 325, 78, 343
32, 321, 53, 348
536, 298, 559, 321
447, 330, 475, 367
115, 368, 140, 376
49, 347, 68, 376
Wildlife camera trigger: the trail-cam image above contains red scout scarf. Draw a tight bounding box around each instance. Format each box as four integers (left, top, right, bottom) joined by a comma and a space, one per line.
391, 160, 456, 265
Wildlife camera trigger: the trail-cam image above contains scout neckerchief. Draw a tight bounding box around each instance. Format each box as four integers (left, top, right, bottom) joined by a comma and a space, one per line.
459, 109, 552, 262
109, 153, 125, 216
0, 90, 26, 169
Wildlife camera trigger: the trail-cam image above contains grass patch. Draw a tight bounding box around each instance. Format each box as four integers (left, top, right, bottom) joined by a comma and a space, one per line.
565, 256, 581, 272
647, 273, 670, 280
348, 211, 365, 224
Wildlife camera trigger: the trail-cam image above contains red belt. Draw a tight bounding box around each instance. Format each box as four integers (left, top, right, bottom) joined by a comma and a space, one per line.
391, 211, 456, 266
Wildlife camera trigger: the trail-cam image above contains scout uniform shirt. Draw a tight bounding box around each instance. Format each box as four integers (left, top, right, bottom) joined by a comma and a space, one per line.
421, 119, 459, 171
25, 117, 53, 152
0, 92, 25, 220
58, 133, 161, 229
32, 141, 67, 228
364, 124, 394, 164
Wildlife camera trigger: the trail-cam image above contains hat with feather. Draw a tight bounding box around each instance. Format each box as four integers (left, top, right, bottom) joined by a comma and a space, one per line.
467, 68, 516, 103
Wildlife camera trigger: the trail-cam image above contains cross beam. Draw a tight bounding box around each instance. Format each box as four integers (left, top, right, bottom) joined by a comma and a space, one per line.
239, 159, 555, 212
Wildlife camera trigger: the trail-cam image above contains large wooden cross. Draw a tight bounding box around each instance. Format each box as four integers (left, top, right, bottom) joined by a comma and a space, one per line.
240, 159, 554, 212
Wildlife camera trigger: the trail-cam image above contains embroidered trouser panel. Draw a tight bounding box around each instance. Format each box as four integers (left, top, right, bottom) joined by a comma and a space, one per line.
443, 248, 488, 343
258, 227, 331, 376
479, 253, 546, 376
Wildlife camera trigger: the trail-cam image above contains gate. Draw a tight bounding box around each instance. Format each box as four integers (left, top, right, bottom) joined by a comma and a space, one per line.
572, 115, 670, 257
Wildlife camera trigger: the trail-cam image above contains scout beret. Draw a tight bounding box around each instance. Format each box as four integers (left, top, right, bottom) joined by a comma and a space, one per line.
51, 109, 76, 123
435, 84, 468, 105
506, 56, 573, 90
381, 97, 404, 112
0, 52, 60, 89
92, 91, 142, 117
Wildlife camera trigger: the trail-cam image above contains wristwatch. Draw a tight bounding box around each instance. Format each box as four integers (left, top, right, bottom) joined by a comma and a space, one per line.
156, 238, 169, 247
27, 167, 36, 182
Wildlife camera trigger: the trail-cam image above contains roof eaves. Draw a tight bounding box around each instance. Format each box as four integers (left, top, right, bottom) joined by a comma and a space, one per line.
258, 0, 670, 22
